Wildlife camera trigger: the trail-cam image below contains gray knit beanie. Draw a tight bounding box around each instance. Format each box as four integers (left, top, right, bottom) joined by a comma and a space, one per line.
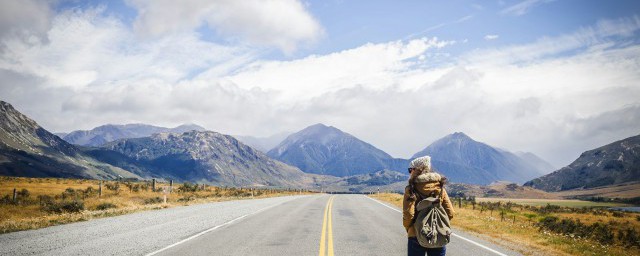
410, 155, 432, 173
410, 155, 442, 183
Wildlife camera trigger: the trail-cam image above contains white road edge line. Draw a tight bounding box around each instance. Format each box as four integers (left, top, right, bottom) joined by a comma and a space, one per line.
145, 197, 301, 256
364, 195, 509, 256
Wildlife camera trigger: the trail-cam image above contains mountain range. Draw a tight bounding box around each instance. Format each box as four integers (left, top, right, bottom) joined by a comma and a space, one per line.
62, 123, 206, 146
524, 134, 640, 191
412, 132, 548, 185
0, 100, 327, 187
0, 101, 139, 179
266, 125, 550, 185
3, 99, 636, 193
267, 124, 407, 177
89, 131, 319, 187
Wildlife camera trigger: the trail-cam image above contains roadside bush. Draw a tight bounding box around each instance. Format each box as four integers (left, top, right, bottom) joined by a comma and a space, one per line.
96, 202, 117, 210
37, 195, 54, 206
43, 200, 85, 213
17, 188, 30, 199
62, 188, 76, 200
612, 211, 625, 217
84, 186, 95, 197
618, 227, 640, 248
144, 197, 164, 204
105, 182, 120, 194
0, 195, 12, 204
538, 216, 616, 245
124, 182, 142, 192
178, 196, 195, 202
178, 183, 199, 193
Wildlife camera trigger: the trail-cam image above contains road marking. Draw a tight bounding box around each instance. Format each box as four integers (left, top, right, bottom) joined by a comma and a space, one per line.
145, 199, 293, 256
365, 195, 509, 256
319, 196, 336, 256
328, 196, 334, 256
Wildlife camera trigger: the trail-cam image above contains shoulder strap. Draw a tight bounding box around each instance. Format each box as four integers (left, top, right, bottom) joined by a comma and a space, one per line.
438, 180, 444, 206
409, 182, 424, 225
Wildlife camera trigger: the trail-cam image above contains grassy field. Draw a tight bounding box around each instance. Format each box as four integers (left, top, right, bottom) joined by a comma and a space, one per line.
370, 193, 640, 256
476, 197, 631, 207
553, 182, 640, 199
0, 176, 311, 234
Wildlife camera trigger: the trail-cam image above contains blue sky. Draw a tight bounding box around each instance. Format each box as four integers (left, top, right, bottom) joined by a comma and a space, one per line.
53, 0, 640, 59
1, 0, 639, 167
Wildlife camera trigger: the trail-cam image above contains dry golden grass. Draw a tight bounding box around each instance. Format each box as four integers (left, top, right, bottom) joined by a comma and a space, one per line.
553, 182, 640, 199
0, 176, 312, 233
476, 197, 630, 207
370, 193, 640, 256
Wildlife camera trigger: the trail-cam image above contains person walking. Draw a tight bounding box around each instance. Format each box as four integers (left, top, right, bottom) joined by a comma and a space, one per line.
403, 155, 455, 256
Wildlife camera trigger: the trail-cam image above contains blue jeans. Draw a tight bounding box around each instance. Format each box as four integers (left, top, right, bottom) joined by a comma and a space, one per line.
408, 237, 446, 256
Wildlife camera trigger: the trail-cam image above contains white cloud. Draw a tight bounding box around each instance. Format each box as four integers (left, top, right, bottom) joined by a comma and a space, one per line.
127, 0, 323, 53
484, 34, 499, 40
219, 37, 454, 102
501, 0, 555, 16
0, 7, 249, 89
0, 0, 52, 39
466, 16, 640, 65
1, 7, 639, 169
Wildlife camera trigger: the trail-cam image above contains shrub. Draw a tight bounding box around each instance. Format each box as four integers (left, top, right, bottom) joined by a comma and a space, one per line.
96, 202, 117, 210
178, 183, 199, 193
144, 197, 164, 204
537, 216, 616, 245
618, 227, 640, 248
37, 195, 54, 206
17, 188, 30, 199
178, 196, 195, 202
0, 195, 12, 204
105, 182, 120, 194
43, 200, 85, 213
62, 188, 78, 200
612, 211, 625, 217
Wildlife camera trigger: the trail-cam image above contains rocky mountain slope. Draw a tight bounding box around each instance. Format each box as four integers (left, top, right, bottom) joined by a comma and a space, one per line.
91, 130, 321, 187
0, 101, 139, 179
267, 124, 408, 177
63, 123, 206, 146
412, 132, 547, 185
524, 134, 640, 191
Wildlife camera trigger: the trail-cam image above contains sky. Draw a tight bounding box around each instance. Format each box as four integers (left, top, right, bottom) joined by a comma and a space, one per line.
1, 0, 639, 168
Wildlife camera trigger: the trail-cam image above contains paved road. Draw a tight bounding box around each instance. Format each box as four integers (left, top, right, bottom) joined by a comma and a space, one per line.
0, 194, 521, 256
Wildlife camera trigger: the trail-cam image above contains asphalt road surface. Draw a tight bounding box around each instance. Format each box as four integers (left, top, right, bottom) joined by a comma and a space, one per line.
0, 194, 522, 256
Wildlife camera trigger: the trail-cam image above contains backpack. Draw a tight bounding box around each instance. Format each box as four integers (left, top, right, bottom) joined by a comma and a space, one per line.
412, 182, 452, 248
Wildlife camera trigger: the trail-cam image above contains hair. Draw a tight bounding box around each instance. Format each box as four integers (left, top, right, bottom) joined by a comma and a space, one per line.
407, 166, 446, 202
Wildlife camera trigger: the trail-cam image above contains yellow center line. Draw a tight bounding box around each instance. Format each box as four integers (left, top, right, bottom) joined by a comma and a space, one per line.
319, 196, 335, 256
327, 196, 334, 256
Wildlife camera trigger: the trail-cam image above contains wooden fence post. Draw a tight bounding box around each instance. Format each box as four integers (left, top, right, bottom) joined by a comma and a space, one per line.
152, 179, 156, 192
99, 181, 102, 197
12, 188, 17, 202
169, 180, 173, 194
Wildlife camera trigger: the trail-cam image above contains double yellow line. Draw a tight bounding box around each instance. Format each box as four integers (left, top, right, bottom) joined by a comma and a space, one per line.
319, 195, 336, 256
